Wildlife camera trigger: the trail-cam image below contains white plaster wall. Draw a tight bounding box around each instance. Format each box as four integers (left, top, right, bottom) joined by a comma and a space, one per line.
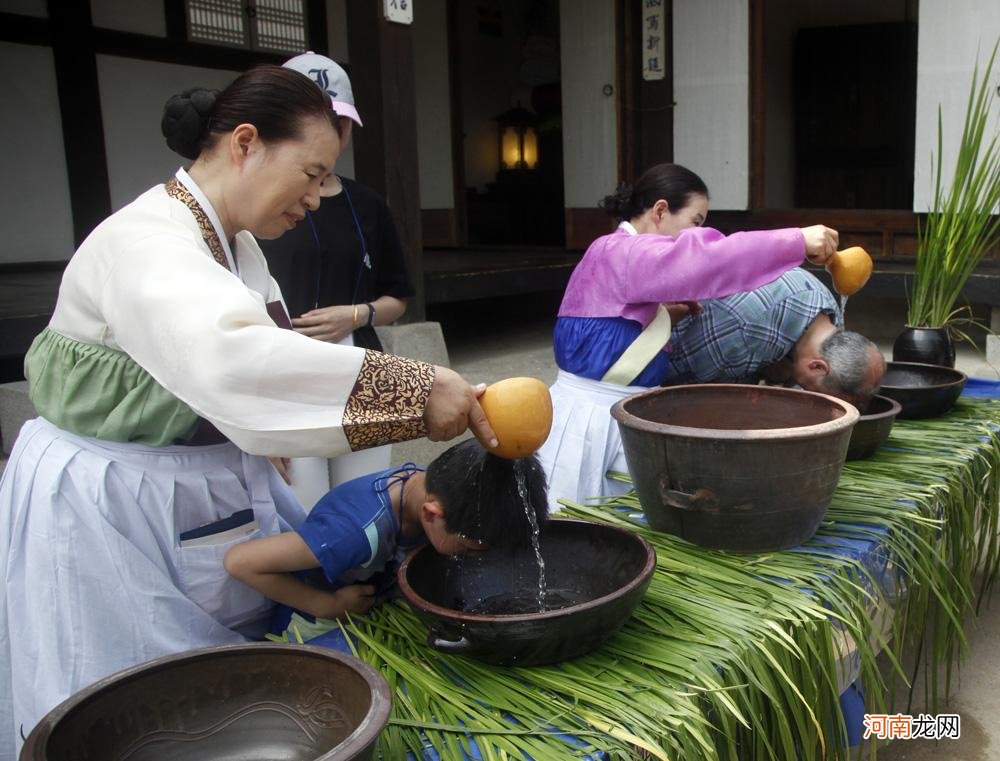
913, 0, 1000, 211
764, 0, 912, 208
673, 0, 749, 211
559, 0, 616, 208
96, 56, 240, 210
413, 0, 454, 208
90, 0, 165, 36
0, 42, 74, 262
0, 0, 45, 16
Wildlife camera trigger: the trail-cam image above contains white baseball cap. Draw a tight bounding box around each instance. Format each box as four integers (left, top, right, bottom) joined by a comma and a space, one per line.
283, 51, 363, 127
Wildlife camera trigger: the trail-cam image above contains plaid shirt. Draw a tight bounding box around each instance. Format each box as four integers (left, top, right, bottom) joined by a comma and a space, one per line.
664, 268, 842, 385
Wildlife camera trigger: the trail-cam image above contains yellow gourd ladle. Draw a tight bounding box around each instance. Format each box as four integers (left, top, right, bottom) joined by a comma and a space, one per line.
826, 246, 873, 296
478, 377, 553, 460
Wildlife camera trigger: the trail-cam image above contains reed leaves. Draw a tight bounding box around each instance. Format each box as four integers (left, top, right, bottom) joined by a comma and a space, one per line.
908, 40, 1000, 329
338, 398, 1000, 760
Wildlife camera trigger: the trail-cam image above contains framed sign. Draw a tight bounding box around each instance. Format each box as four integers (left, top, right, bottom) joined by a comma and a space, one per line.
383, 0, 413, 25
641, 0, 665, 81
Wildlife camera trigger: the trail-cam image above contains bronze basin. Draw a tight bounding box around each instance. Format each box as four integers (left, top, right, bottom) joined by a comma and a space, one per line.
846, 394, 902, 460
879, 361, 967, 419
398, 518, 656, 666
21, 643, 392, 761
611, 384, 859, 552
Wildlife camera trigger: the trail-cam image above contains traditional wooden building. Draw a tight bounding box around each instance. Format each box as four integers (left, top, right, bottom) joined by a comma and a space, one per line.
1, 0, 998, 352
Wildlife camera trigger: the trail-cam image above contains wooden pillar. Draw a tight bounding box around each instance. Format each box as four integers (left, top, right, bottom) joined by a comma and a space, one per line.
48, 0, 112, 246
346, 1, 426, 321
748, 0, 766, 210
618, 0, 675, 179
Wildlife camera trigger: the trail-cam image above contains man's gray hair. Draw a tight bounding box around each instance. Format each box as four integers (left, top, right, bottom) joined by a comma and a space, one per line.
818, 330, 881, 403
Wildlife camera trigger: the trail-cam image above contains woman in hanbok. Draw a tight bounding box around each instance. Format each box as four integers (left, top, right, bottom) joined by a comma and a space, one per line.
0, 65, 495, 756
538, 163, 839, 511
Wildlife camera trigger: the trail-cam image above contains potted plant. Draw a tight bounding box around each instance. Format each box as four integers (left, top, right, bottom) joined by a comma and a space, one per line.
895, 42, 1000, 367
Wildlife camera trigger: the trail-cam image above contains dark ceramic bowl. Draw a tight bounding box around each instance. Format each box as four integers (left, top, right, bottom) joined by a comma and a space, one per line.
879, 361, 967, 419
611, 385, 858, 552
21, 644, 392, 761
398, 518, 656, 666
846, 394, 903, 460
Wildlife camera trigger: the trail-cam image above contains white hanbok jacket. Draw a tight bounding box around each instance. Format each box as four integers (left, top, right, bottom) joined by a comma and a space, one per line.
0, 170, 434, 756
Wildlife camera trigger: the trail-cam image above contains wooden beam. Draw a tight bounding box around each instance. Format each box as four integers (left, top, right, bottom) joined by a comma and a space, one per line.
749, 0, 766, 209
445, 0, 468, 246
163, 0, 186, 40
0, 11, 50, 46
91, 27, 285, 70
346, 0, 425, 321
635, 0, 674, 170
48, 1, 112, 247
565, 208, 615, 251
305, 0, 328, 54
615, 0, 636, 184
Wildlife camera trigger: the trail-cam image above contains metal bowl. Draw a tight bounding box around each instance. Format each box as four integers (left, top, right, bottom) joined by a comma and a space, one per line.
611, 384, 858, 552
398, 518, 656, 666
21, 644, 392, 761
846, 394, 902, 460
878, 361, 967, 419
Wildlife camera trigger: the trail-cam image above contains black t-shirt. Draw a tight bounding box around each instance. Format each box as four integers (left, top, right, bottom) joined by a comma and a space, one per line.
260, 177, 415, 351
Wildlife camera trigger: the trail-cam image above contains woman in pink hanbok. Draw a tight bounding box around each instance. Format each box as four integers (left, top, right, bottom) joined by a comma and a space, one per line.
539, 163, 840, 511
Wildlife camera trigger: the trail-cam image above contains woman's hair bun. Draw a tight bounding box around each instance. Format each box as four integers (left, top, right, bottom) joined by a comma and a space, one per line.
598, 182, 636, 221
161, 87, 218, 160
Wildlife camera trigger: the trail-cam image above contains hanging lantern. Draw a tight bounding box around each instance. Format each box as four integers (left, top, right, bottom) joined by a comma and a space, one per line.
495, 107, 539, 171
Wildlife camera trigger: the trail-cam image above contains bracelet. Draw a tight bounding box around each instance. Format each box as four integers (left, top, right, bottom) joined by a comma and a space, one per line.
353, 304, 359, 327
365, 302, 376, 327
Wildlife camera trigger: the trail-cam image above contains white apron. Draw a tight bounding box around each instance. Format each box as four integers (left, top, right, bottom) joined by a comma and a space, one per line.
537, 370, 647, 513
0, 417, 305, 758
286, 331, 391, 510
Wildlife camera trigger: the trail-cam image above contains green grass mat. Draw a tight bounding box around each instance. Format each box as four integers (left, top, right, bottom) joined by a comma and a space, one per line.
338, 398, 1000, 760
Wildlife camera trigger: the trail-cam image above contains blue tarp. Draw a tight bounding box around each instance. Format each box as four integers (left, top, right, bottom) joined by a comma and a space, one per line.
962, 376, 1000, 398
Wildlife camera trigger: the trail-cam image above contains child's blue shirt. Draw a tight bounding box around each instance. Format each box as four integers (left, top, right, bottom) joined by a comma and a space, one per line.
297, 464, 426, 591
271, 465, 425, 637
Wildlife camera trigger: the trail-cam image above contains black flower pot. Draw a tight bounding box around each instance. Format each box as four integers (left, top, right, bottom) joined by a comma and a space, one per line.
892, 326, 955, 368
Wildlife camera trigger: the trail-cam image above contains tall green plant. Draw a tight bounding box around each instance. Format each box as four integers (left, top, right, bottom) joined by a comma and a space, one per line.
908, 41, 1000, 329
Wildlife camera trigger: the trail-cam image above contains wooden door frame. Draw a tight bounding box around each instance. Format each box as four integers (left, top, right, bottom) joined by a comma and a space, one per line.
446, 0, 468, 247
749, 0, 766, 210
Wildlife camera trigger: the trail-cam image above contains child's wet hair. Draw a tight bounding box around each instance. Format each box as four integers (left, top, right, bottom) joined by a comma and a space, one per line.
425, 439, 548, 551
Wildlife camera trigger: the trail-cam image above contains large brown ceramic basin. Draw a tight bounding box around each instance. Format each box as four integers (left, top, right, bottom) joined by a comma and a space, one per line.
398, 519, 655, 666
21, 644, 392, 761
611, 385, 858, 552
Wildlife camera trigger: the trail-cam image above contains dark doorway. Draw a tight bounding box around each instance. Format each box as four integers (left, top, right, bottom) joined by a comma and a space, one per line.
453, 0, 565, 246
761, 1, 919, 210
793, 22, 917, 209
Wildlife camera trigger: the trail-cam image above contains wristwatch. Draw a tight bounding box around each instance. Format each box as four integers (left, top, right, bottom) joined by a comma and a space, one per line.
365, 302, 376, 327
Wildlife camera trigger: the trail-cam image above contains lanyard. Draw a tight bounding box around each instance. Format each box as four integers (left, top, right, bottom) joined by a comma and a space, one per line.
307, 177, 372, 310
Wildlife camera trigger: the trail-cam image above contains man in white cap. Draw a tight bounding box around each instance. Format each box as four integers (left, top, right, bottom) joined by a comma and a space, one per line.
261, 52, 416, 508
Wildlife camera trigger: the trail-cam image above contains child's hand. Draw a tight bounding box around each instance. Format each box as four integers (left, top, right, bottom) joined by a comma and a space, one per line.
327, 583, 377, 617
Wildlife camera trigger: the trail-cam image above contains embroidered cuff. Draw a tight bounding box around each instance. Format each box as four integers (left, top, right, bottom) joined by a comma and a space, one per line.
343, 350, 434, 450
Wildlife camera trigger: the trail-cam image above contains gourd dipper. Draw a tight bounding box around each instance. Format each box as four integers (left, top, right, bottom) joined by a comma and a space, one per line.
479, 377, 553, 459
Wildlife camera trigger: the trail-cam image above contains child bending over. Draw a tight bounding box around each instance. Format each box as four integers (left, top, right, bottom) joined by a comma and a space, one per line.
224, 439, 548, 636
